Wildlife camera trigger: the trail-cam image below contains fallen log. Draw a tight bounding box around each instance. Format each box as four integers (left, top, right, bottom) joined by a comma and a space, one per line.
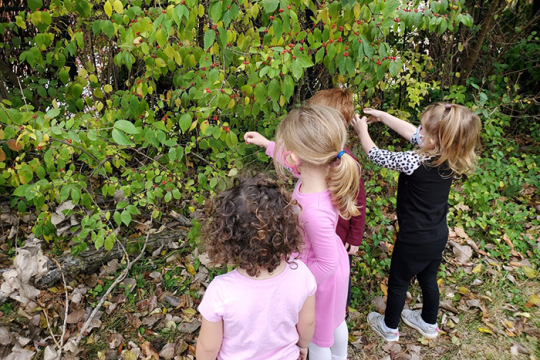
35, 229, 188, 289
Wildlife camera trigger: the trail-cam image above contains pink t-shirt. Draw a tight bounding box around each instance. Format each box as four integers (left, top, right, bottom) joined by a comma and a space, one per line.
198, 261, 317, 360
266, 142, 350, 347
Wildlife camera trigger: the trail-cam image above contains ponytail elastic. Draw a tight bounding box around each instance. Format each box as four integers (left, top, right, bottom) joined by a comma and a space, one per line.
336, 150, 346, 159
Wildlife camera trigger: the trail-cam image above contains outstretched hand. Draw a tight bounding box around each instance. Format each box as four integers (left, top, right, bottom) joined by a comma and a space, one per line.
363, 108, 386, 124
244, 131, 271, 148
351, 114, 369, 135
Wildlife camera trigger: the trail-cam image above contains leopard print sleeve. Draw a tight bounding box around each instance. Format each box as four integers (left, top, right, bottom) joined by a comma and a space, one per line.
367, 147, 422, 175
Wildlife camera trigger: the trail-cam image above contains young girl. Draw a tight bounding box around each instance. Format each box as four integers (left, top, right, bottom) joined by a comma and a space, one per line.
245, 105, 360, 360
196, 175, 317, 360
307, 88, 367, 309
352, 103, 481, 341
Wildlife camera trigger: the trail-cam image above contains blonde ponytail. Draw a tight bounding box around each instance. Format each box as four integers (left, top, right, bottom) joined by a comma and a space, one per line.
327, 153, 361, 219
274, 105, 361, 219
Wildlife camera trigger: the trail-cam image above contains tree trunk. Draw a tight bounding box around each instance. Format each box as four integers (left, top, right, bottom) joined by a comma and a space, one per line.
460, 0, 499, 84
35, 228, 188, 288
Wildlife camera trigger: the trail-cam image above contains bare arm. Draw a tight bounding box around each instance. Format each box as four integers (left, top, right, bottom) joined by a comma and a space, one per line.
296, 294, 316, 358
244, 131, 271, 148
351, 115, 376, 156
196, 317, 223, 360
363, 108, 417, 141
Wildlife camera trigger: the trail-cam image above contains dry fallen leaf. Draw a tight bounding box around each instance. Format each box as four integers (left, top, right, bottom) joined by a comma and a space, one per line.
66, 309, 86, 324
449, 241, 473, 264
372, 296, 386, 313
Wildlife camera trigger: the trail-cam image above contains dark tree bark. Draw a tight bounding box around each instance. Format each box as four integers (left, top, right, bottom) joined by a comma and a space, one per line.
460, 0, 499, 84
35, 228, 189, 288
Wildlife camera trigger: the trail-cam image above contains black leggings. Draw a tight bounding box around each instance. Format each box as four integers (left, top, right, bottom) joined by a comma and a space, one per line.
384, 238, 447, 329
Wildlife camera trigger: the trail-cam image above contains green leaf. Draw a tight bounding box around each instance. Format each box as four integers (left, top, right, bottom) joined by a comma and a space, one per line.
209, 177, 218, 188
292, 60, 303, 80
383, 0, 399, 17
389, 61, 399, 77
156, 29, 168, 48
114, 120, 140, 134
273, 19, 283, 39
179, 113, 192, 133
226, 131, 238, 149
204, 29, 216, 50
114, 211, 122, 226
254, 82, 266, 103
261, 0, 279, 13
268, 79, 280, 102
28, 0, 43, 12
121, 210, 131, 226
165, 191, 172, 202
112, 129, 135, 146
104, 234, 115, 251
315, 47, 325, 63
296, 54, 313, 68
282, 75, 294, 99
209, 2, 222, 22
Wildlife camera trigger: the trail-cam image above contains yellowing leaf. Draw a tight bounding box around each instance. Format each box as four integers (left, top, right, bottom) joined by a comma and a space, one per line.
113, 0, 123, 14
104, 1, 112, 17
380, 283, 388, 296
527, 294, 540, 305
437, 278, 444, 287
458, 286, 469, 295
523, 266, 538, 279
0, 129, 3, 140
186, 263, 196, 275
478, 326, 492, 334
104, 84, 113, 93
89, 74, 98, 83
0, 149, 5, 162
472, 264, 482, 273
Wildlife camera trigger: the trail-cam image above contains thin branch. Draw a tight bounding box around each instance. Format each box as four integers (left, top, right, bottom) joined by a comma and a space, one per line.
51, 258, 69, 351
74, 221, 153, 345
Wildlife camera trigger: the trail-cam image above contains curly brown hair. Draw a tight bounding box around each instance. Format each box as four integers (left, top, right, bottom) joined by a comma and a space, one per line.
201, 174, 304, 277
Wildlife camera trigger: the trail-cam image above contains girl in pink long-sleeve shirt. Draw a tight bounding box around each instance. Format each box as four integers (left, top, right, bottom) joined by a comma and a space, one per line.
245, 105, 361, 360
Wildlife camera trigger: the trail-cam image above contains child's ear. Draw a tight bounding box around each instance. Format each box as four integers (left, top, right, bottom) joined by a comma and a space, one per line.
289, 152, 301, 166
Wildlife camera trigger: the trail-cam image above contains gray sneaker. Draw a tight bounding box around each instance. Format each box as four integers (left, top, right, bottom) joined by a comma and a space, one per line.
367, 312, 400, 342
401, 309, 439, 339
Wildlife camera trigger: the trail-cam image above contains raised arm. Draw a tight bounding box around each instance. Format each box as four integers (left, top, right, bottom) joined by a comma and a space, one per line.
363, 108, 417, 141
244, 131, 271, 148
352, 115, 421, 175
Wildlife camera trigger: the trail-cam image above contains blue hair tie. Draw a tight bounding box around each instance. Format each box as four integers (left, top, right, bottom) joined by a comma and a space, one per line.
337, 150, 346, 159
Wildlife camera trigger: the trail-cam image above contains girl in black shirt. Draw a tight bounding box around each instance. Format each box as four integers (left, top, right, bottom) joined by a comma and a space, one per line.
352, 103, 481, 341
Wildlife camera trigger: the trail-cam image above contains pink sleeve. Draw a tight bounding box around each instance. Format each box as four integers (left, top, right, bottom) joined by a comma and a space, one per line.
265, 141, 276, 158
198, 279, 224, 323
303, 208, 340, 284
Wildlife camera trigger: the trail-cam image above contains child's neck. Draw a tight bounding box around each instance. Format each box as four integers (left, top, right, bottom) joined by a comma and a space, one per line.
237, 260, 287, 280
299, 165, 329, 193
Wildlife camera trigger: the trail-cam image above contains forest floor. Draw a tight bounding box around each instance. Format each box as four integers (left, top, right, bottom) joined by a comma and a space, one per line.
1, 223, 539, 360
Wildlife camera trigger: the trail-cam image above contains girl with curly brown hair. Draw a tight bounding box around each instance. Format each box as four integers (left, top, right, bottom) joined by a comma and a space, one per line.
245, 105, 360, 360
196, 175, 316, 360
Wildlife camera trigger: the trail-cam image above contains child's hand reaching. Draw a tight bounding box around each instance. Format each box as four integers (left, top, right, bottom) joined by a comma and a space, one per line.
363, 108, 386, 124
352, 114, 369, 134
244, 131, 270, 148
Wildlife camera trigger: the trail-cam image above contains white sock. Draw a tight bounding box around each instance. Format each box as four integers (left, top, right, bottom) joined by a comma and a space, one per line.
419, 314, 437, 328
382, 320, 398, 333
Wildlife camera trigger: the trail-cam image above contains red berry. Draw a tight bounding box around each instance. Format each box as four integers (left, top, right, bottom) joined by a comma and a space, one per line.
162, 10, 166, 13
20, 126, 24, 130
162, 180, 166, 185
